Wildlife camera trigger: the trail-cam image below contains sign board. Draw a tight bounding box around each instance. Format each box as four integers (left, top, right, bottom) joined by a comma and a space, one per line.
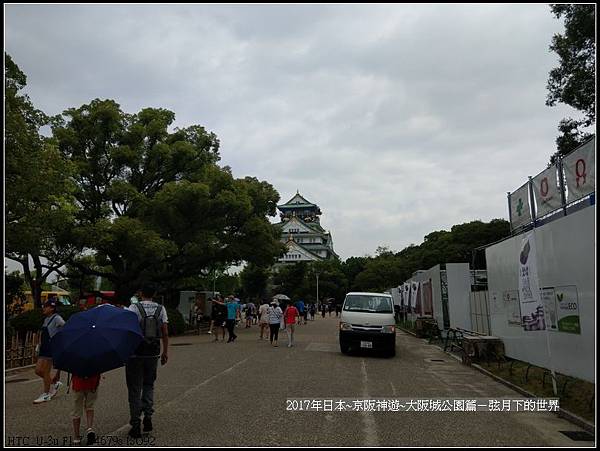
563, 138, 595, 202
510, 184, 532, 229
533, 165, 562, 217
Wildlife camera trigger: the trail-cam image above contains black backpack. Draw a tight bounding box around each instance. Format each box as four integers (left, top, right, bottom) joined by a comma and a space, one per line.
135, 303, 163, 356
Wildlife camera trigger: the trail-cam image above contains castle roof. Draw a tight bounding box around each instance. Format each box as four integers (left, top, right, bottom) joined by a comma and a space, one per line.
278, 192, 318, 210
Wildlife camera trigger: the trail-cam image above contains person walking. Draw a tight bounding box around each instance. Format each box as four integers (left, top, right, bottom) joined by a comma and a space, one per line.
267, 301, 283, 347
125, 284, 169, 439
219, 296, 240, 343
258, 299, 270, 340
295, 299, 305, 326
321, 303, 326, 318
33, 298, 65, 404
211, 296, 227, 342
245, 300, 256, 328
70, 373, 101, 445
283, 302, 299, 348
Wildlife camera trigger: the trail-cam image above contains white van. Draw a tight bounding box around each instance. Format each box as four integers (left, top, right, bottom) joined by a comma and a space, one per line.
339, 292, 396, 357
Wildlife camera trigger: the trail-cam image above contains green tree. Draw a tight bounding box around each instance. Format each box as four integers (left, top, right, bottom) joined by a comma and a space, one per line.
5, 53, 78, 308
52, 100, 284, 304
239, 263, 271, 299
546, 4, 596, 159
5, 270, 27, 317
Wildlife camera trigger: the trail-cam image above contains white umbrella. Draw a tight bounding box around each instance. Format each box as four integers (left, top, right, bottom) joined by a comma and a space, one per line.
273, 294, 291, 301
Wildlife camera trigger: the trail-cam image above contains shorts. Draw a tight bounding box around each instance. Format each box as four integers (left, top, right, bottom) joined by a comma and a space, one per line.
71, 389, 98, 418
214, 318, 226, 327
38, 340, 53, 360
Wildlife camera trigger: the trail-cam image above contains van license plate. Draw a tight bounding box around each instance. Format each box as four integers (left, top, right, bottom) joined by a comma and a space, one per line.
360, 341, 373, 349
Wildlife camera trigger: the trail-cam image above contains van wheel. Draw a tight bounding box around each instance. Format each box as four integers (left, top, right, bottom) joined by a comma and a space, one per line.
340, 342, 350, 354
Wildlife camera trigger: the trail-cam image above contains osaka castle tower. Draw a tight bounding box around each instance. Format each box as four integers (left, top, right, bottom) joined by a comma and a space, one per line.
275, 191, 338, 265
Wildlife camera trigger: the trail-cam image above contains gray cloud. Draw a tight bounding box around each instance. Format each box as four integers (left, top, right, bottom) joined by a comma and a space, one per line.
5, 4, 583, 261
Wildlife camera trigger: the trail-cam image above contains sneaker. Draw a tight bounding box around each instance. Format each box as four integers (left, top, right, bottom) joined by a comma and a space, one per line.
143, 417, 153, 432
128, 425, 142, 439
86, 428, 96, 445
288, 344, 292, 348
73, 437, 81, 446
207, 331, 212, 334
49, 381, 63, 397
33, 393, 52, 404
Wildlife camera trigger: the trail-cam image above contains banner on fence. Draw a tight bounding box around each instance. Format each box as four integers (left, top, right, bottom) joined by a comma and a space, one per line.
541, 287, 558, 330
554, 285, 581, 334
563, 137, 595, 202
533, 165, 562, 217
518, 232, 545, 331
510, 184, 532, 229
410, 281, 420, 310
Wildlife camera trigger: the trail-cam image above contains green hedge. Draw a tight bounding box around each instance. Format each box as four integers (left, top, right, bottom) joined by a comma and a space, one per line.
166, 307, 185, 336
10, 306, 81, 336
10, 305, 186, 337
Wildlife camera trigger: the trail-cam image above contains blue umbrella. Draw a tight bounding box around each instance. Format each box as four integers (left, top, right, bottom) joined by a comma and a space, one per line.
52, 304, 143, 377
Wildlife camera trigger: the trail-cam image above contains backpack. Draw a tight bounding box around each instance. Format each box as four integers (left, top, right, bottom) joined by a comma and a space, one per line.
135, 302, 163, 356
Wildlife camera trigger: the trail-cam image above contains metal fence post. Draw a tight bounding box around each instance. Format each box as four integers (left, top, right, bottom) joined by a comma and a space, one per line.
528, 176, 537, 228
507, 192, 513, 234
557, 156, 568, 216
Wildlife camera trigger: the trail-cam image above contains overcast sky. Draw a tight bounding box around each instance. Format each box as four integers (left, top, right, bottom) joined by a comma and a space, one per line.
5, 4, 582, 262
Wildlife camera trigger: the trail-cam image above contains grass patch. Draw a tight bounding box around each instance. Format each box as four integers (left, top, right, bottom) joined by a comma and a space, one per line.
481, 358, 595, 423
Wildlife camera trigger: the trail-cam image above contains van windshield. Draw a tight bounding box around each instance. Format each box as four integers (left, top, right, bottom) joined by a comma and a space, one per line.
343, 295, 393, 313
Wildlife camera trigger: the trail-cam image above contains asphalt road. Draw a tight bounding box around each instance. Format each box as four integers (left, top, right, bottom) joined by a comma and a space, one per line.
5, 315, 594, 447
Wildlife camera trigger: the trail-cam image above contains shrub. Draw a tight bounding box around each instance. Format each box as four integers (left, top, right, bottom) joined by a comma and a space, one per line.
10, 305, 84, 336
165, 307, 185, 336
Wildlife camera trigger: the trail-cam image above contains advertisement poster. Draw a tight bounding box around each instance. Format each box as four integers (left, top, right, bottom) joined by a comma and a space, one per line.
518, 232, 545, 331
540, 287, 558, 330
554, 285, 581, 334
503, 290, 521, 325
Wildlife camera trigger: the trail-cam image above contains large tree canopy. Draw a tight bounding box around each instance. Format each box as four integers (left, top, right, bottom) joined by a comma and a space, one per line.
51, 99, 285, 304
546, 4, 595, 159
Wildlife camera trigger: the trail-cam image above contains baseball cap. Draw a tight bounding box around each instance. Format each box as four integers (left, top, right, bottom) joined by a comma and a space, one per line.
43, 299, 58, 308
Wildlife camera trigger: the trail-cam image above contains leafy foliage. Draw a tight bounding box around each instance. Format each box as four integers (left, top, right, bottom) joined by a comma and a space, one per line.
10, 306, 81, 335
5, 53, 78, 308
50, 99, 285, 305
165, 307, 185, 336
5, 271, 27, 317
546, 4, 596, 159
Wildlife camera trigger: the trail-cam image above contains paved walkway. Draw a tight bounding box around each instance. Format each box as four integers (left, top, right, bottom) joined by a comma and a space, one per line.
4, 315, 594, 446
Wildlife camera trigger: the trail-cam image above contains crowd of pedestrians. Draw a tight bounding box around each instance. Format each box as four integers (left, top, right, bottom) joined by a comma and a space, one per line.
29, 287, 331, 446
